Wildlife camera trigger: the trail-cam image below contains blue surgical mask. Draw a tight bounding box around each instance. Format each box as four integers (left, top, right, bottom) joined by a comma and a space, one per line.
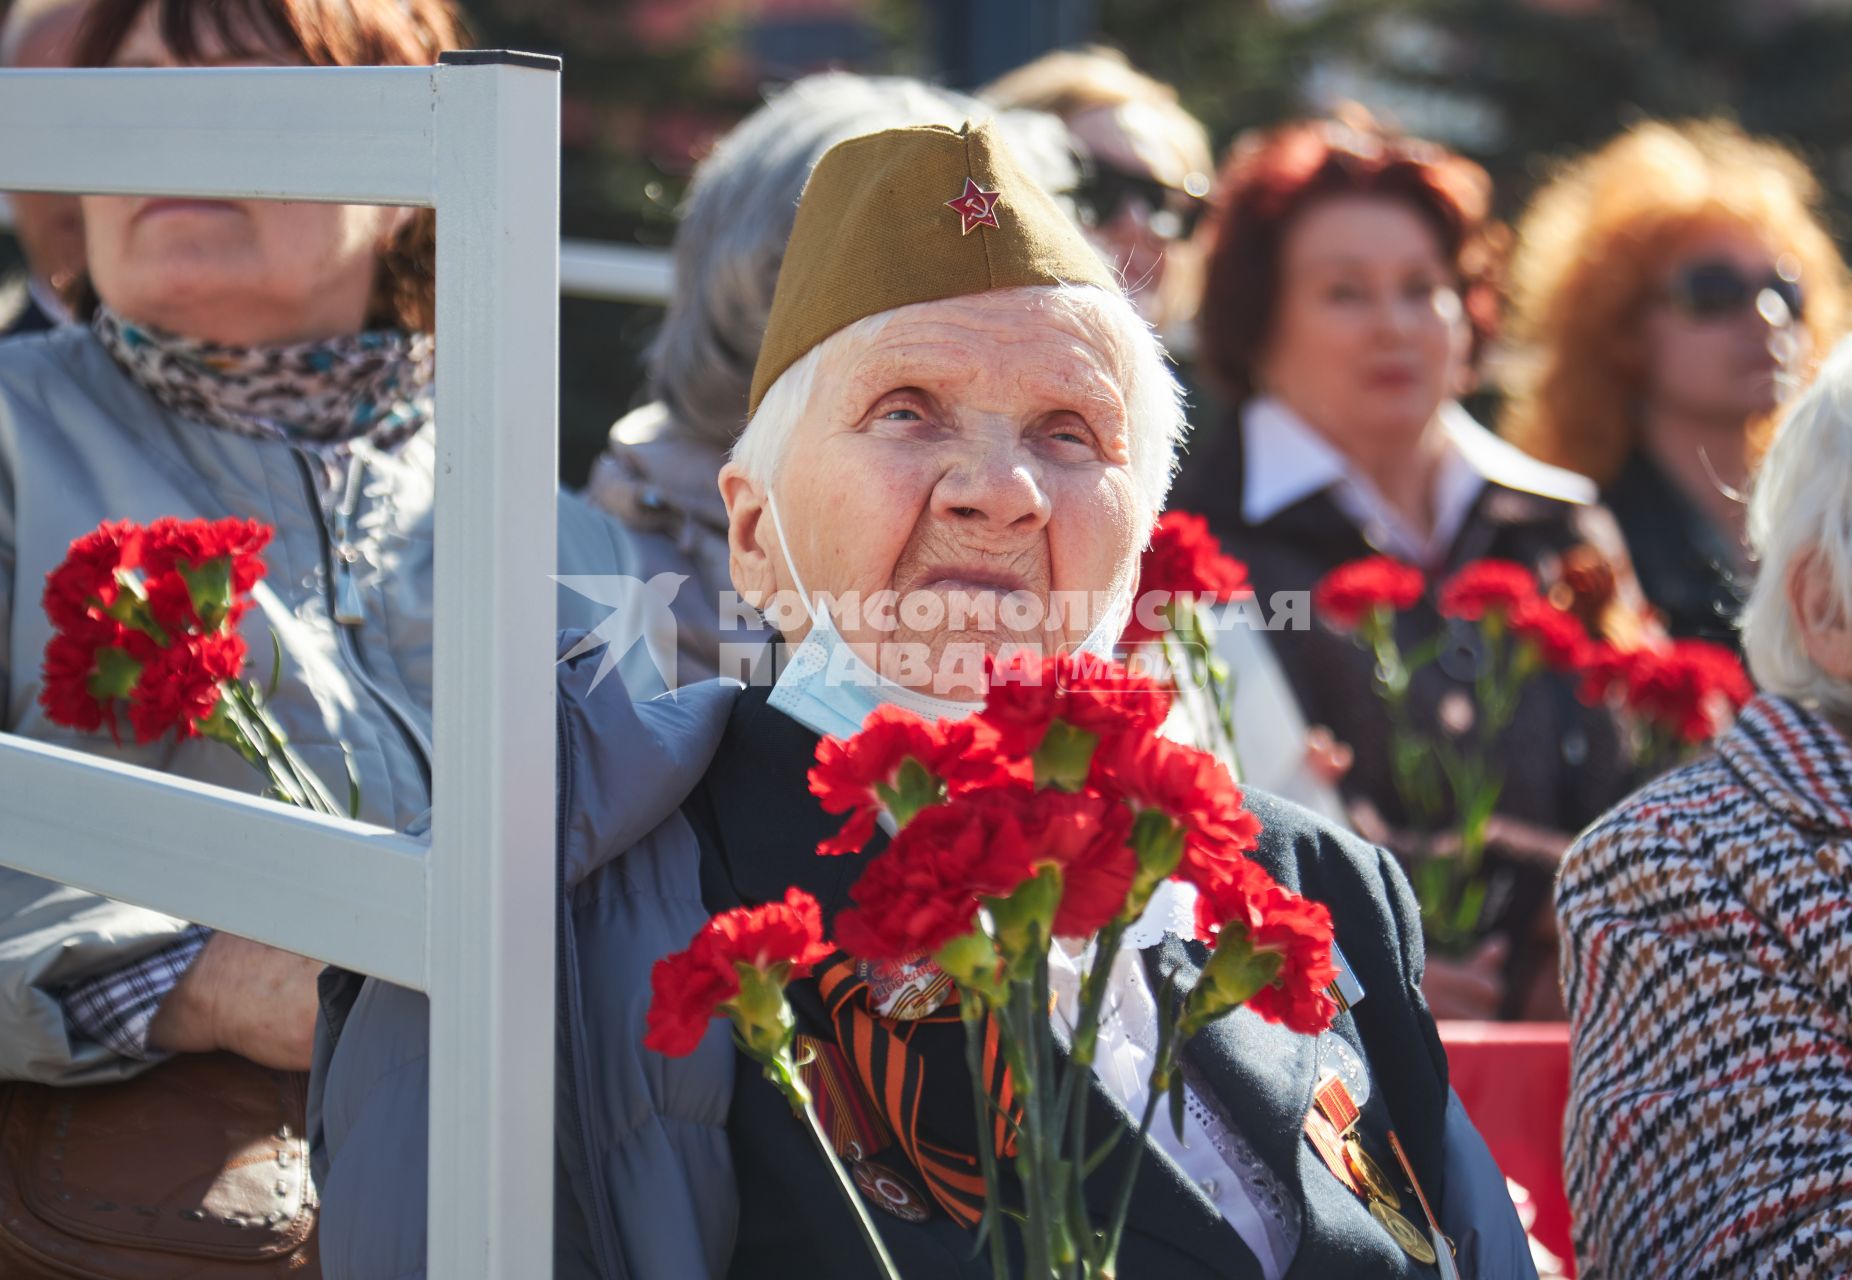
760, 489, 1131, 740
763, 489, 982, 740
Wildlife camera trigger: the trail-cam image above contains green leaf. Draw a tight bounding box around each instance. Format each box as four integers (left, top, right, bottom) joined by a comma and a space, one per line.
1032, 719, 1099, 791
1168, 1068, 1186, 1141
85, 646, 142, 700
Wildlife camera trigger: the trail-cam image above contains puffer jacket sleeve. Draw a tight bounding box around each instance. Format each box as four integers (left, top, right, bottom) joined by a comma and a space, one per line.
0, 356, 201, 1084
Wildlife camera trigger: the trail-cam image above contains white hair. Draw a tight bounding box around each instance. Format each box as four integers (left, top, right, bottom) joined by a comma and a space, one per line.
731, 282, 1187, 533
1741, 336, 1852, 716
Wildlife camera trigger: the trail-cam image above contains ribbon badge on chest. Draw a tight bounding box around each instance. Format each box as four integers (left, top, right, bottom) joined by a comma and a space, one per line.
1303, 1072, 1456, 1272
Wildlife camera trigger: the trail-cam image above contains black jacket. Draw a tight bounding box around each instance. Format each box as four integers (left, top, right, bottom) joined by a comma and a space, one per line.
690, 686, 1484, 1280
1603, 449, 1748, 652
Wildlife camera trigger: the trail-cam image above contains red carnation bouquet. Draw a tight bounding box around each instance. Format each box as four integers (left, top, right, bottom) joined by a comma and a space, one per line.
39, 517, 355, 817
1119, 511, 1252, 770
1312, 554, 1750, 949
647, 651, 1336, 1279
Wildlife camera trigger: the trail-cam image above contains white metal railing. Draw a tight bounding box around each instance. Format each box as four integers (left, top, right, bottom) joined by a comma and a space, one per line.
0, 56, 562, 1279
0, 191, 672, 304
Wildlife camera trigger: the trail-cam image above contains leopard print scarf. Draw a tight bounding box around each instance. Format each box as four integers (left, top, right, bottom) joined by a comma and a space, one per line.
94, 306, 435, 455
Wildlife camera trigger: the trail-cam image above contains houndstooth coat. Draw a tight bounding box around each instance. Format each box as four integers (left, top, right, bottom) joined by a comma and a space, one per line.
1558, 694, 1852, 1278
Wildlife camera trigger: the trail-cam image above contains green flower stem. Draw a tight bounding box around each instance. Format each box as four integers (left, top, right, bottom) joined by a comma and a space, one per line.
960, 992, 1012, 1279
798, 1093, 902, 1280
1100, 1038, 1176, 1276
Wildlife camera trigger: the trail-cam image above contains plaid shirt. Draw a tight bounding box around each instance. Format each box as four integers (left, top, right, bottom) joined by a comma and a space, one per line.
60, 925, 212, 1061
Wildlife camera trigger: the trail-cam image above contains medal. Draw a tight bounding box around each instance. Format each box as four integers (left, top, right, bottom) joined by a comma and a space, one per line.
1343, 1138, 1401, 1209
852, 1158, 932, 1223
1371, 1200, 1439, 1264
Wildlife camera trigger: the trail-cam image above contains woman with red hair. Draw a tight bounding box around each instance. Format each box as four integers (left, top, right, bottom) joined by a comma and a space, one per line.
1503, 120, 1849, 651
1173, 117, 1643, 1019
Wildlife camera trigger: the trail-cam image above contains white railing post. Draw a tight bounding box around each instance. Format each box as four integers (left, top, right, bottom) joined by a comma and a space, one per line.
0, 55, 567, 1279
427, 51, 562, 1280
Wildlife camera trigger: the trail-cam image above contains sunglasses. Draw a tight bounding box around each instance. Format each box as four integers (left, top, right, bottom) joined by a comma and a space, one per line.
1662, 259, 1805, 322
1073, 159, 1209, 241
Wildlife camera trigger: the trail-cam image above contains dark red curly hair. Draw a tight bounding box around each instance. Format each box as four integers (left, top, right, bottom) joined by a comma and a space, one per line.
1196, 116, 1501, 408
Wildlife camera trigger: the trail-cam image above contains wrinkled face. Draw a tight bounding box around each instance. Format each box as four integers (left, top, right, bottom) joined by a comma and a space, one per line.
1642, 222, 1807, 428
1257, 196, 1460, 454
720, 292, 1142, 699
81, 5, 407, 344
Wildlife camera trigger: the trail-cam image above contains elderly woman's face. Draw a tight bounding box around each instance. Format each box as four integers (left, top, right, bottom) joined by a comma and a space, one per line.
723, 291, 1142, 699
81, 6, 407, 345
1257, 196, 1459, 454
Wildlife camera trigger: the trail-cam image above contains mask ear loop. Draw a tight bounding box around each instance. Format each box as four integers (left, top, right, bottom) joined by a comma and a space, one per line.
764, 488, 826, 634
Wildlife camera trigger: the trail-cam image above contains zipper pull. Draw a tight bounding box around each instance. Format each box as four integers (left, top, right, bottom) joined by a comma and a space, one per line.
331, 452, 369, 627
333, 543, 366, 625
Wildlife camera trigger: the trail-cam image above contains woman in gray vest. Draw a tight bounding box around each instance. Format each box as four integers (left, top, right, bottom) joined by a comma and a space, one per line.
0, 0, 635, 1086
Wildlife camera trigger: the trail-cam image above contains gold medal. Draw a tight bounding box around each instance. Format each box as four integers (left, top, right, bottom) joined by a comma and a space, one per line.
1343, 1137, 1401, 1209
1371, 1199, 1438, 1265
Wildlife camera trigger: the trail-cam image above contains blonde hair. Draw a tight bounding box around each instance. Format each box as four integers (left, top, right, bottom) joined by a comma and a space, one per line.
1741, 336, 1852, 716
1502, 119, 1849, 486
983, 46, 1212, 180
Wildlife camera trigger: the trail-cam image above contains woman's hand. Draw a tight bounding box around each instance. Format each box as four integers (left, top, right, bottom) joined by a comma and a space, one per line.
147, 933, 323, 1071
1420, 937, 1508, 1021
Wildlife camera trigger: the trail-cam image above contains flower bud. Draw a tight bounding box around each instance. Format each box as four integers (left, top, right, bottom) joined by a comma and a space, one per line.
1180, 925, 1282, 1038
728, 962, 798, 1062
985, 864, 1062, 971
934, 930, 1006, 1003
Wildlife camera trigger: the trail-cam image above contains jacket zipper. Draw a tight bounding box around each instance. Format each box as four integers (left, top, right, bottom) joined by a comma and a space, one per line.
291, 449, 434, 795
554, 703, 631, 1280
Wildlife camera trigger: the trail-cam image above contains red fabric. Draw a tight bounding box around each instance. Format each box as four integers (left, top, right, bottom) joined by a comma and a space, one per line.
1439, 1021, 1576, 1274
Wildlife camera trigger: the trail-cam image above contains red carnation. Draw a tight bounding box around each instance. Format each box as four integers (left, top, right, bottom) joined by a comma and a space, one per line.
1195, 880, 1338, 1034
980, 649, 1173, 759
1573, 640, 1634, 707
1092, 731, 1262, 897
141, 516, 271, 592
1436, 560, 1540, 623
42, 520, 140, 634
127, 631, 246, 744
1623, 640, 1754, 744
1123, 511, 1251, 644
1312, 557, 1425, 631
809, 707, 1025, 857
644, 887, 833, 1058
1015, 788, 1137, 939
39, 631, 116, 733
1508, 596, 1590, 672
833, 797, 1021, 962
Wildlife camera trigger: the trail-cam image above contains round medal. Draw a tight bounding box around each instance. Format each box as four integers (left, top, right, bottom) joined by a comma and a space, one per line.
1370, 1199, 1438, 1265
1344, 1138, 1401, 1209
852, 1159, 932, 1223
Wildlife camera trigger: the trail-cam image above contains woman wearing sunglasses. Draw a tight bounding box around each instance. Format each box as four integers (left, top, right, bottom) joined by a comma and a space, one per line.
1503, 120, 1850, 649
983, 47, 1213, 335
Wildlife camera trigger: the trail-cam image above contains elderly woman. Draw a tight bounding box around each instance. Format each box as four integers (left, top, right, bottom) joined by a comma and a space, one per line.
1171, 117, 1646, 1020
584, 72, 1073, 686
0, 0, 633, 1260
1504, 120, 1850, 650
317, 120, 1531, 1280
1558, 340, 1852, 1278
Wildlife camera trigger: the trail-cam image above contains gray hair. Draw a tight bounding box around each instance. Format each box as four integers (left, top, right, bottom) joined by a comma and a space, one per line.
731, 283, 1187, 535
1741, 336, 1852, 716
649, 71, 1077, 449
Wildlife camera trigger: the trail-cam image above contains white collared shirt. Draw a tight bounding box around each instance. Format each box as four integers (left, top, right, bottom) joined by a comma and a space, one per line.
1240, 395, 1593, 569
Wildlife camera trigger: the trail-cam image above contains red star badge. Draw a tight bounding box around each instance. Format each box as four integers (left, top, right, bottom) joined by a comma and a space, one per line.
944, 178, 1001, 235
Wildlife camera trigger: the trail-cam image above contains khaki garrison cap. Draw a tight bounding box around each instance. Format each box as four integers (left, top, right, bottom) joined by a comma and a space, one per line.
748, 119, 1120, 415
